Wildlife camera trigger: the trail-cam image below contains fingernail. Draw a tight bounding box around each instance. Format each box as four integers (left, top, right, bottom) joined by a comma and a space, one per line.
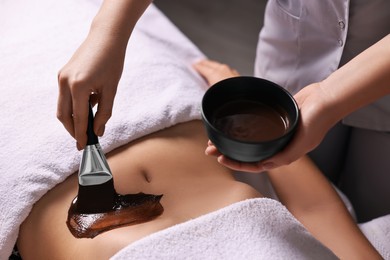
262, 162, 275, 170
217, 156, 223, 164
97, 126, 105, 136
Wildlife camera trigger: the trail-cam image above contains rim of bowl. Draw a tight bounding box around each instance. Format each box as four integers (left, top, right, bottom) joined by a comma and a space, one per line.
201, 76, 300, 145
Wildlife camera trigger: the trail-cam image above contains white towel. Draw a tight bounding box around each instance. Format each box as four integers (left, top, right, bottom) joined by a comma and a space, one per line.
111, 198, 338, 260
0, 1, 206, 258
359, 214, 390, 259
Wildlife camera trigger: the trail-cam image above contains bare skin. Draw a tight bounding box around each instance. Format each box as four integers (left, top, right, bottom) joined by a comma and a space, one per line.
267, 157, 382, 260
17, 121, 261, 259
20, 54, 383, 259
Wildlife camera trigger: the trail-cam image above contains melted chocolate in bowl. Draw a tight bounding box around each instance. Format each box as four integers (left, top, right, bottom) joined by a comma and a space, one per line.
213, 100, 290, 142
67, 179, 164, 239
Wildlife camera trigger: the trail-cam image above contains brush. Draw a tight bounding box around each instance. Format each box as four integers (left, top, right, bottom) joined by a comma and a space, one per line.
75, 104, 116, 214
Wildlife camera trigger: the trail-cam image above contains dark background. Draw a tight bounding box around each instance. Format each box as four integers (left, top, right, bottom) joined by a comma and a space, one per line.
155, 0, 267, 76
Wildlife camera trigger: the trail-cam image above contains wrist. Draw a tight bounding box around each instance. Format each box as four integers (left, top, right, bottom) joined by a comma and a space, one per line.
89, 15, 132, 51
295, 82, 340, 140
316, 80, 345, 127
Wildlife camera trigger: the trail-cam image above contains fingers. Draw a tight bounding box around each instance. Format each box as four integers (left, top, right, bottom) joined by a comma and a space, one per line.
207, 137, 305, 173
93, 88, 116, 137
194, 59, 239, 77
193, 59, 240, 86
205, 140, 266, 173
217, 156, 265, 173
195, 59, 237, 73
57, 76, 75, 139
57, 72, 100, 150
71, 86, 90, 150
193, 60, 213, 83
205, 141, 221, 157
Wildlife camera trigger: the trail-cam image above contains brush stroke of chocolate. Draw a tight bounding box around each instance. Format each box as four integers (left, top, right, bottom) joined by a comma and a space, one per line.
67, 191, 164, 239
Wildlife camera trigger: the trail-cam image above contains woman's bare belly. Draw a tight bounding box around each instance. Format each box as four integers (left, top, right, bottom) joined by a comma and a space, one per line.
18, 121, 262, 259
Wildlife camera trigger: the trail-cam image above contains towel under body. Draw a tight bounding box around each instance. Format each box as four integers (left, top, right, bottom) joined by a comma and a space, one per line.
111, 198, 338, 260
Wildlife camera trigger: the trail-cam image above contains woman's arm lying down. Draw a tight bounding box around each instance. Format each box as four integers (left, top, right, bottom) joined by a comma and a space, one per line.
267, 156, 382, 259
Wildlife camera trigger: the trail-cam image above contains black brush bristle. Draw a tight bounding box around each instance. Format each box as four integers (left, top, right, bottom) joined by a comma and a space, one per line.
87, 104, 98, 145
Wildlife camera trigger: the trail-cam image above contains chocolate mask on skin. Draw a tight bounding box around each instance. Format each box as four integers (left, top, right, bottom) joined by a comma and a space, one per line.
67, 104, 164, 239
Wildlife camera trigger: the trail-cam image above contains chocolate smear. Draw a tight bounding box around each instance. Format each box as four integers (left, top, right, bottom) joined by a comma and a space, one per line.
67, 179, 164, 239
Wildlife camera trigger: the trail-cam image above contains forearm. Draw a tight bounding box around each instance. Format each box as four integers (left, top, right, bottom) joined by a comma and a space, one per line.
90, 0, 152, 50
267, 156, 382, 259
320, 34, 390, 126
57, 0, 152, 148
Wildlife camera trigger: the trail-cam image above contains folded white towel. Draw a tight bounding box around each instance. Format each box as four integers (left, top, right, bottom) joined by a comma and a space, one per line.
359, 214, 390, 259
111, 198, 338, 260
0, 1, 205, 258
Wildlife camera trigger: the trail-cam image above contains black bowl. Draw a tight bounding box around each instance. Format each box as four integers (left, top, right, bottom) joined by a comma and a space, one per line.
201, 76, 299, 163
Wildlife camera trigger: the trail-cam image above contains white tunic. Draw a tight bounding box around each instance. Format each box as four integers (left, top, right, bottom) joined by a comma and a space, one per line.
255, 0, 390, 131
